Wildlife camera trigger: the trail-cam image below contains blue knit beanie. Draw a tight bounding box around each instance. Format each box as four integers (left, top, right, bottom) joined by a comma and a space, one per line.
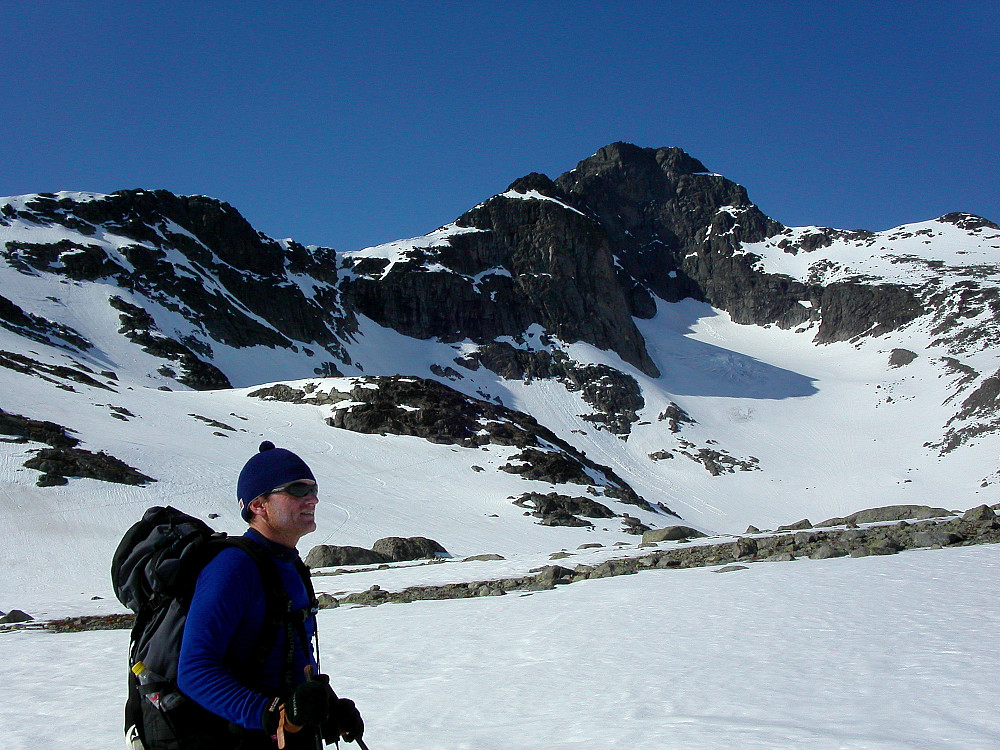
237, 441, 316, 521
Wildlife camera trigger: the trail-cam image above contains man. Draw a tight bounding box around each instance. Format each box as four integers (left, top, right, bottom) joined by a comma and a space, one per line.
176, 441, 364, 749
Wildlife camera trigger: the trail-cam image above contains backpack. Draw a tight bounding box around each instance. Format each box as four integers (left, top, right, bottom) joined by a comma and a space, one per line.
111, 506, 316, 750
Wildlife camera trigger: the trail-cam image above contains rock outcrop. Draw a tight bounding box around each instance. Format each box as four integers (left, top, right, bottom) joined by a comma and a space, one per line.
304, 536, 449, 568
250, 376, 666, 515
2, 190, 351, 387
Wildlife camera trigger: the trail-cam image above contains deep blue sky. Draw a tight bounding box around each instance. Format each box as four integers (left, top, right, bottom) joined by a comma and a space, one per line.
5, 2, 997, 251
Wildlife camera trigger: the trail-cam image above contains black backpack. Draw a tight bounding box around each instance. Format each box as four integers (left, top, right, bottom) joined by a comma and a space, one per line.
111, 506, 315, 750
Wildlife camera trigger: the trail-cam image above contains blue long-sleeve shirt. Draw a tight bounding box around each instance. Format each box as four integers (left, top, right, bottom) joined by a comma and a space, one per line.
176, 529, 317, 730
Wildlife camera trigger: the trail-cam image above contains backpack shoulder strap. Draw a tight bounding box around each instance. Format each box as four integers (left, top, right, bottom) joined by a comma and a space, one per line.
216, 537, 292, 687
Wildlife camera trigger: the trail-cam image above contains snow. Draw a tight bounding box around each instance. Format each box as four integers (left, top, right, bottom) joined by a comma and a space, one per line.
3, 544, 999, 749
342, 224, 487, 280
499, 188, 590, 218
740, 219, 1000, 286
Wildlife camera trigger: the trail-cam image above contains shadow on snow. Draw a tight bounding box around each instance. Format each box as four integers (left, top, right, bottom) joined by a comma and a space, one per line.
639, 300, 818, 400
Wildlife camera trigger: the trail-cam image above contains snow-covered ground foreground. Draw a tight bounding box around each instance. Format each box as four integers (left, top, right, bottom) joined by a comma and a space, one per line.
4, 543, 998, 749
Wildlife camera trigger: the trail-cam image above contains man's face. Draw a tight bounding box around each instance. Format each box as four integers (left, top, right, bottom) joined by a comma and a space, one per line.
259, 480, 319, 543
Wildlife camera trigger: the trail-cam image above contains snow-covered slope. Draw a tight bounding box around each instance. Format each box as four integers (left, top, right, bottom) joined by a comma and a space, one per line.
5, 545, 1000, 749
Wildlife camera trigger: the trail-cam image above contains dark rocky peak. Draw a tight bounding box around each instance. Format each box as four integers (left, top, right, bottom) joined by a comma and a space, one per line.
551, 143, 782, 306
546, 143, 928, 345
54, 189, 288, 277
556, 143, 778, 251
505, 172, 564, 197
937, 212, 999, 232
570, 142, 710, 179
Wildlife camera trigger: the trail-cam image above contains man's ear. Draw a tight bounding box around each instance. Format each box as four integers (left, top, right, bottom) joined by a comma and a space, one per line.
248, 495, 268, 520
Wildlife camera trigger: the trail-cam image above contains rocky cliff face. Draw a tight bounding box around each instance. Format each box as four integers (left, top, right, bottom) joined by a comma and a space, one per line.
553, 143, 926, 339
340, 142, 929, 381
340, 171, 660, 376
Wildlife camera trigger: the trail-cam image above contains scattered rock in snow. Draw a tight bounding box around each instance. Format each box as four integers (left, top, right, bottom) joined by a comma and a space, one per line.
777, 518, 813, 531
24, 447, 154, 486
373, 536, 449, 562
641, 526, 707, 544
889, 348, 918, 368
816, 505, 952, 527
0, 609, 33, 624
514, 491, 616, 528
620, 515, 651, 536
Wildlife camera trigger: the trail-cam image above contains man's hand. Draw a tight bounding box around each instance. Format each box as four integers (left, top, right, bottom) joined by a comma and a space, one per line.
316, 677, 364, 744
286, 680, 331, 728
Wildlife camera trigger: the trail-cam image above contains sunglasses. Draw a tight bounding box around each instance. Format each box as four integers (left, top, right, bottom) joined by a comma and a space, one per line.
269, 481, 318, 498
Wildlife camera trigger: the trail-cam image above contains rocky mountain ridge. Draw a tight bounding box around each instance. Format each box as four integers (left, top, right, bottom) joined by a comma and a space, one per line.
4, 146, 995, 401
1, 142, 999, 544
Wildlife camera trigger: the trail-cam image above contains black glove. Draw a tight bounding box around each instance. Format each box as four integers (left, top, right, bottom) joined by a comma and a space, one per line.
286, 679, 330, 728
320, 688, 364, 744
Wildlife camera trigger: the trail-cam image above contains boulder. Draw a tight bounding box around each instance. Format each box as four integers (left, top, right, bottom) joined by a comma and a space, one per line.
641, 526, 706, 544
810, 543, 845, 560
731, 537, 758, 559
889, 348, 918, 368
0, 609, 33, 624
794, 531, 820, 546
305, 545, 387, 568
534, 565, 573, 588
816, 505, 951, 527
962, 504, 997, 522
912, 531, 964, 548
316, 593, 339, 609
714, 565, 749, 573
777, 519, 813, 531
767, 552, 796, 562
372, 536, 449, 562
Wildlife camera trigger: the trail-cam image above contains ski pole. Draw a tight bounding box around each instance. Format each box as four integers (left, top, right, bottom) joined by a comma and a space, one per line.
301, 667, 324, 750
303, 666, 369, 749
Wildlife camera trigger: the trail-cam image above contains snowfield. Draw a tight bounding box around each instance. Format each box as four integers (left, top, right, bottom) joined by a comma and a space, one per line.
3, 543, 999, 749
